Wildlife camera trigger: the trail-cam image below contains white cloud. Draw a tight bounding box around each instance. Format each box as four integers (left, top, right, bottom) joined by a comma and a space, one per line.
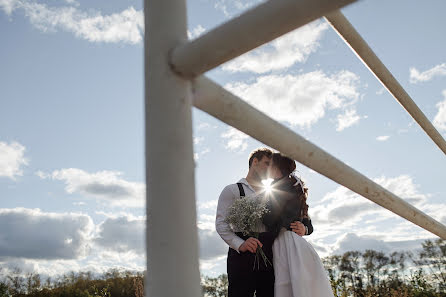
64, 0, 79, 6
35, 170, 49, 179
195, 148, 211, 162
223, 21, 328, 73
303, 174, 446, 258
201, 148, 211, 155
0, 141, 28, 180
195, 210, 227, 260
225, 70, 360, 128
95, 216, 145, 254
198, 227, 228, 260
194, 136, 204, 145
221, 127, 249, 152
376, 87, 386, 95
0, 0, 18, 14
187, 24, 205, 39
0, 0, 144, 44
433, 90, 446, 132
332, 233, 428, 255
409, 63, 446, 84
39, 168, 145, 207
193, 135, 211, 161
198, 199, 218, 211
199, 255, 226, 276
93, 212, 227, 261
306, 174, 446, 255
214, 0, 263, 17
313, 175, 428, 226
0, 258, 86, 279
376, 135, 390, 141
336, 109, 361, 131
197, 122, 211, 130
0, 210, 148, 278
0, 208, 93, 260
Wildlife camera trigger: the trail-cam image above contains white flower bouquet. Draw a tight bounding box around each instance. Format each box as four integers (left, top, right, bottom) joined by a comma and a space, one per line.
225, 195, 272, 269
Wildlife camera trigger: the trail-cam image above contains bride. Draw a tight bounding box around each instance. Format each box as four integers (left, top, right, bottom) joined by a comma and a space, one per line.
263, 152, 334, 297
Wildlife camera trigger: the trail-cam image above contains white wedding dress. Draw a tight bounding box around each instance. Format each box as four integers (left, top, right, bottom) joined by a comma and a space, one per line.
272, 228, 334, 297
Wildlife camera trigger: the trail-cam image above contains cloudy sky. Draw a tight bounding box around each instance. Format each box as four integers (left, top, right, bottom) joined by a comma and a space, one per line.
1, 0, 446, 278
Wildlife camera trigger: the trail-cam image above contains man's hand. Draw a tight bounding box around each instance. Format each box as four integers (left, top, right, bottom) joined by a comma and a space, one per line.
239, 237, 263, 253
290, 221, 305, 236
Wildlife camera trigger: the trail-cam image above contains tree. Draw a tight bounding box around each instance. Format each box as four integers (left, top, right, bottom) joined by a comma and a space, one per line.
7, 267, 25, 295
362, 249, 389, 288
410, 239, 446, 292
0, 281, 9, 297
339, 251, 363, 296
26, 272, 41, 294
323, 255, 347, 296
201, 274, 228, 297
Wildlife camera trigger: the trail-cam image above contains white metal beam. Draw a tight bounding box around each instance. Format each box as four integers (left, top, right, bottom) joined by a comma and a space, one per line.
145, 0, 201, 296
170, 0, 357, 78
193, 76, 446, 240
325, 10, 446, 156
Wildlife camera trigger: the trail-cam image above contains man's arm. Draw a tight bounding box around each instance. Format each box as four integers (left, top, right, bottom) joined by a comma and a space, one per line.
290, 217, 313, 236
302, 217, 313, 235
215, 185, 245, 252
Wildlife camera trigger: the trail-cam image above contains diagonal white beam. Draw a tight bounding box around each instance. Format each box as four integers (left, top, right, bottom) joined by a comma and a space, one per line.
170, 0, 357, 78
193, 76, 446, 240
325, 10, 446, 156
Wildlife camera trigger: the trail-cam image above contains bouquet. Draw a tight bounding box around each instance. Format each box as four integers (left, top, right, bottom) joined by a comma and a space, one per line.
225, 195, 272, 269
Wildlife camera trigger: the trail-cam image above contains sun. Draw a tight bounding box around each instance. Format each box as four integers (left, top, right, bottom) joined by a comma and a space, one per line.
261, 178, 274, 194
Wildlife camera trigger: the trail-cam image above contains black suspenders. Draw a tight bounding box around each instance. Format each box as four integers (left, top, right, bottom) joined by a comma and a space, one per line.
236, 183, 245, 198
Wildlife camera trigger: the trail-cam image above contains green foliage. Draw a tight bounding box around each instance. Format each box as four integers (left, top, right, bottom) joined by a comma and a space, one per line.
321, 239, 446, 297
0, 239, 444, 297
201, 274, 228, 297
0, 269, 145, 297
0, 281, 9, 297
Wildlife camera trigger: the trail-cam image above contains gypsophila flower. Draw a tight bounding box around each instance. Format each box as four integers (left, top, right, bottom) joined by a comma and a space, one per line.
224, 195, 272, 269
225, 196, 269, 236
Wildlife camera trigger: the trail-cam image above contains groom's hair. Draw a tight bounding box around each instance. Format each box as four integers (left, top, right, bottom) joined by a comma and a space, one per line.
248, 148, 273, 168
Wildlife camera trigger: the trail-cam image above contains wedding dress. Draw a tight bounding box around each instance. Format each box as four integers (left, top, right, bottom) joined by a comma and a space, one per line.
272, 228, 334, 297
262, 176, 334, 297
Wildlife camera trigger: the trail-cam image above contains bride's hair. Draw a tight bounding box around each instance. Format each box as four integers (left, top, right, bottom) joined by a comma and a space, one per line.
272, 153, 309, 219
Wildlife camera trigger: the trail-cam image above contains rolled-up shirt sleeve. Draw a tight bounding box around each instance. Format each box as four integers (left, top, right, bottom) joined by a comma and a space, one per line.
215, 185, 245, 252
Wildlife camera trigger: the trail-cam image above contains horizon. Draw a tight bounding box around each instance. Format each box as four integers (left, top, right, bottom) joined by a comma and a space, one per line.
1, 0, 446, 279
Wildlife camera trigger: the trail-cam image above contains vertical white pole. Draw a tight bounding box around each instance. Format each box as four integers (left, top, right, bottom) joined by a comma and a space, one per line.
144, 0, 201, 296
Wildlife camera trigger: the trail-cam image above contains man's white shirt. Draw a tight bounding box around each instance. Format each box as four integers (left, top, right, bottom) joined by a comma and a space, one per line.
215, 178, 267, 253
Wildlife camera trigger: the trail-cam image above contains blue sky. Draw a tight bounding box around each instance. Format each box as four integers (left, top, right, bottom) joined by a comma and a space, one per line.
1, 0, 446, 278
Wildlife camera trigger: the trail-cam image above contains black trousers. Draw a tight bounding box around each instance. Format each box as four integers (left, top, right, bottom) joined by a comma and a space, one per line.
227, 232, 275, 297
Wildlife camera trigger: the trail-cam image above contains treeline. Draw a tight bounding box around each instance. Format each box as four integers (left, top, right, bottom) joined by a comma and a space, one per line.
322, 238, 445, 297
0, 270, 144, 297
1, 239, 444, 297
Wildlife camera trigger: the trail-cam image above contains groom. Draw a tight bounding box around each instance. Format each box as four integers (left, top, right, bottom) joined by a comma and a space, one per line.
216, 148, 308, 296
216, 148, 275, 297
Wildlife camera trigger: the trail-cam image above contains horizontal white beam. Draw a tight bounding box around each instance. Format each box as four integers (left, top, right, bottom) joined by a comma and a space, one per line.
325, 10, 446, 156
170, 0, 357, 78
192, 76, 446, 240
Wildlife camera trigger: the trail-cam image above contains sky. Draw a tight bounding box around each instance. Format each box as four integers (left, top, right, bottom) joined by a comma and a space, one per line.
1, 0, 446, 279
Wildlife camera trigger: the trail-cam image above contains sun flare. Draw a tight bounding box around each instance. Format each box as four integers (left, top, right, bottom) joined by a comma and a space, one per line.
261, 178, 274, 194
